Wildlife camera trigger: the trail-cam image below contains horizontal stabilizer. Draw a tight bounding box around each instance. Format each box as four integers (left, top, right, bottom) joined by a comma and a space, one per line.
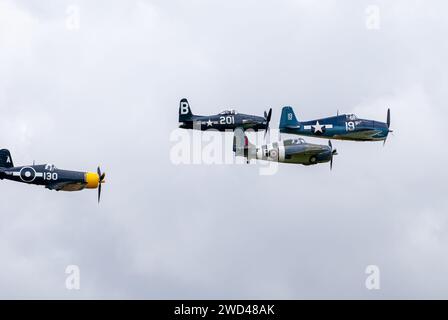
233, 128, 256, 159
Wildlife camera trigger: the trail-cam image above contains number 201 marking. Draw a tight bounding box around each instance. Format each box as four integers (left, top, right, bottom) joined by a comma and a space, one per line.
220, 116, 235, 125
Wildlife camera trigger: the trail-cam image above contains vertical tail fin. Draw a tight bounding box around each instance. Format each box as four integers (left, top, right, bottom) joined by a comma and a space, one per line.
279, 106, 300, 129
0, 149, 14, 168
179, 98, 193, 122
233, 128, 256, 159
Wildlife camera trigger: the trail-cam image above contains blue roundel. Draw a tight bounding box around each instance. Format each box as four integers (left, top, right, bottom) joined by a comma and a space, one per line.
20, 167, 36, 182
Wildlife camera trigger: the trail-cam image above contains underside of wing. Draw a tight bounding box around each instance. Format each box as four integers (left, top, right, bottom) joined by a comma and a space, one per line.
333, 129, 383, 140
46, 182, 86, 192
299, 150, 325, 157
292, 146, 324, 156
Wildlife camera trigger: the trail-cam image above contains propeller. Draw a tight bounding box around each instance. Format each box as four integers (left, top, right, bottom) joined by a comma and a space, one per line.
329, 140, 338, 171
97, 166, 106, 203
384, 108, 392, 146
387, 108, 391, 129
264, 108, 272, 140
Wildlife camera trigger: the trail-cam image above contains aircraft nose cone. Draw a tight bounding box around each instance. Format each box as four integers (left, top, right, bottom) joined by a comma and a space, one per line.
85, 172, 100, 189
319, 147, 332, 161
374, 121, 390, 138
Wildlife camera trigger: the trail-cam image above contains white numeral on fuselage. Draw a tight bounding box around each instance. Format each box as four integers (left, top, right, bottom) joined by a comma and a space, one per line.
43, 172, 58, 181
346, 121, 356, 131
220, 116, 235, 125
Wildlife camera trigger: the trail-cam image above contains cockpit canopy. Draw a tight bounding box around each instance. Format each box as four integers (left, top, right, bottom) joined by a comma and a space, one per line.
45, 164, 57, 171
346, 114, 358, 121
219, 109, 237, 115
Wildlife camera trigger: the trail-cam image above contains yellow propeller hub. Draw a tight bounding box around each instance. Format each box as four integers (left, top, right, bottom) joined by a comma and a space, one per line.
85, 172, 100, 189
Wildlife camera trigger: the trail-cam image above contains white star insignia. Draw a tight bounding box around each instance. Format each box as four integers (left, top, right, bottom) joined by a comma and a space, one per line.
312, 121, 324, 133
207, 119, 213, 127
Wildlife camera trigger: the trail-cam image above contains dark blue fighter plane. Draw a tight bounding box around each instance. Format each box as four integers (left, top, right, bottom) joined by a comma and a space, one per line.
279, 106, 393, 143
0, 149, 106, 203
179, 98, 272, 135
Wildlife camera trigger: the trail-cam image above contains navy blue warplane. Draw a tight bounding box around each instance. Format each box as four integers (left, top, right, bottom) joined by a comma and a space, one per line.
279, 106, 392, 143
233, 129, 338, 169
179, 98, 272, 135
0, 149, 106, 203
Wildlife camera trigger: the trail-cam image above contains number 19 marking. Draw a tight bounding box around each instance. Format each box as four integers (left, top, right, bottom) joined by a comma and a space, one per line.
346, 121, 356, 131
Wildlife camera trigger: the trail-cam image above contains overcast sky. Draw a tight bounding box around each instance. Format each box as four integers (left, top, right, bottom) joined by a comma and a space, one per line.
0, 0, 447, 299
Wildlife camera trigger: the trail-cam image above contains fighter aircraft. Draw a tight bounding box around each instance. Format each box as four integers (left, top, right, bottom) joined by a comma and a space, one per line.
233, 129, 338, 169
178, 98, 272, 135
0, 149, 106, 203
279, 106, 393, 143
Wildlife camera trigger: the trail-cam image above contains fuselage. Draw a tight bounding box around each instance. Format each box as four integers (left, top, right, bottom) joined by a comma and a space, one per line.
179, 113, 267, 132
0, 164, 100, 191
281, 114, 390, 141
239, 139, 333, 166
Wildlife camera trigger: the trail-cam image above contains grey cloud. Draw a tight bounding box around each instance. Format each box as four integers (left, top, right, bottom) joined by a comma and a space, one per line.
0, 0, 447, 299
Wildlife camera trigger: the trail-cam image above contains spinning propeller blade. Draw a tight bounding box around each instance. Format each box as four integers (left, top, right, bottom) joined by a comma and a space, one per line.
329, 140, 337, 171
384, 108, 392, 146
387, 108, 391, 129
264, 108, 272, 140
97, 166, 106, 203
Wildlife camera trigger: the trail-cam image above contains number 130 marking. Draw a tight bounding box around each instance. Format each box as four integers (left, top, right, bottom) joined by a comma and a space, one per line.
43, 172, 58, 181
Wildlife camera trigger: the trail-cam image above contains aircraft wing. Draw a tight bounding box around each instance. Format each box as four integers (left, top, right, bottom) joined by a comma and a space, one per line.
333, 129, 381, 140
45, 182, 72, 191
287, 145, 326, 157
241, 119, 258, 129
300, 150, 325, 157
46, 181, 87, 191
